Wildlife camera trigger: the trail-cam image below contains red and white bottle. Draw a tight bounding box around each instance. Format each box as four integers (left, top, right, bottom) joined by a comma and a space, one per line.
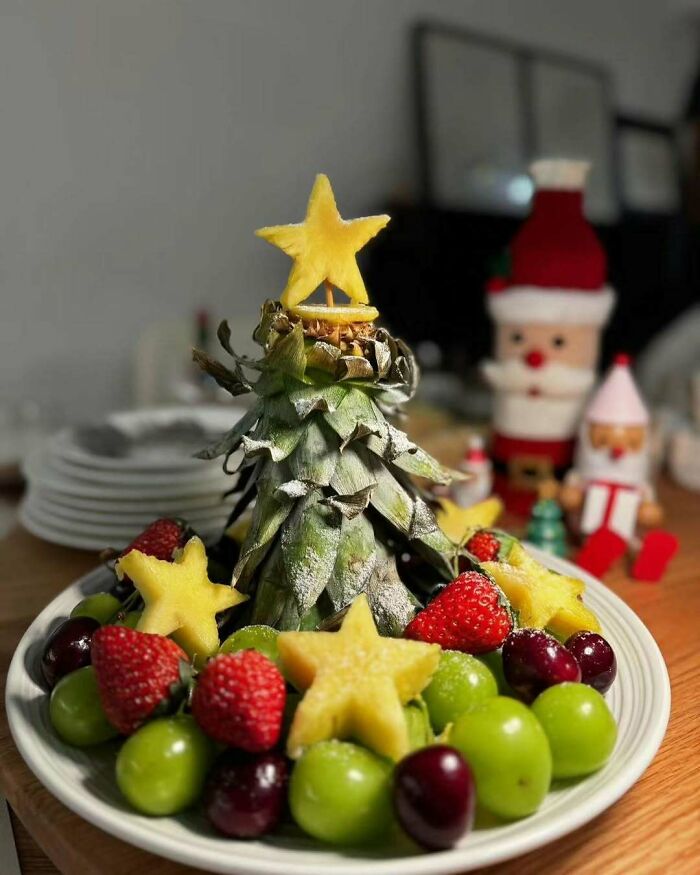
451, 436, 493, 507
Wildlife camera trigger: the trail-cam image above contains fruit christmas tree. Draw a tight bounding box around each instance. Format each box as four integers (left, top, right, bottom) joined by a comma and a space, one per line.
194, 174, 460, 634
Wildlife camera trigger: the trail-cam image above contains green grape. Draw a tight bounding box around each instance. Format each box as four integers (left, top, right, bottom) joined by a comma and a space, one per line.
70, 593, 122, 625
404, 699, 434, 749
49, 666, 119, 747
477, 650, 512, 696
289, 741, 393, 844
423, 651, 497, 731
116, 610, 142, 629
219, 625, 279, 664
116, 715, 214, 816
531, 682, 617, 779
451, 696, 551, 819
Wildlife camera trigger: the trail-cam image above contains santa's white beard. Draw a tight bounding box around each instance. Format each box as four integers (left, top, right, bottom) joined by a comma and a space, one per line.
575, 431, 650, 487
481, 358, 595, 440
481, 358, 596, 398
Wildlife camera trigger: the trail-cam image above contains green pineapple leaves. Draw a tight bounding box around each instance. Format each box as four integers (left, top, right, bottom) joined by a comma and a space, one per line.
195, 301, 458, 633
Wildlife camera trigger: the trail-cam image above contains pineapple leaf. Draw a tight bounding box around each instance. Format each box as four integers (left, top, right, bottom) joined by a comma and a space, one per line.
249, 542, 288, 627
287, 381, 349, 420
326, 512, 377, 610
265, 322, 306, 380
323, 387, 383, 442
191, 348, 252, 396
216, 321, 264, 371
391, 447, 455, 486
275, 479, 312, 499
194, 401, 262, 461
362, 447, 415, 536
281, 492, 342, 615
288, 418, 338, 486
305, 341, 342, 374
365, 546, 420, 636
241, 416, 307, 462
321, 484, 374, 520
329, 444, 377, 495
232, 462, 295, 589
337, 356, 375, 381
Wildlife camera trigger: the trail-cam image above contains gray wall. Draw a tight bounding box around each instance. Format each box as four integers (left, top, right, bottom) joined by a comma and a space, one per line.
1, 0, 696, 421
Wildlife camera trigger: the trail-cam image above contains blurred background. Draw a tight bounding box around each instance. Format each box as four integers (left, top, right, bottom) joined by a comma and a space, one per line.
3, 0, 700, 536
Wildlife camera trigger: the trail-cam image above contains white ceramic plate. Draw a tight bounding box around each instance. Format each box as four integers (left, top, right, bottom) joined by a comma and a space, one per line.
19, 504, 227, 551
51, 406, 244, 472
25, 494, 234, 527
5, 549, 670, 875
34, 487, 234, 514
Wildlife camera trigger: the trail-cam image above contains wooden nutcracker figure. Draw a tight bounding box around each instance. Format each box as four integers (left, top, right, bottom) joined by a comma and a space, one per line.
560, 354, 678, 581
482, 159, 615, 516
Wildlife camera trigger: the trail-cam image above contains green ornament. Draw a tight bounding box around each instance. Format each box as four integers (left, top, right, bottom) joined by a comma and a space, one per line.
525, 499, 568, 557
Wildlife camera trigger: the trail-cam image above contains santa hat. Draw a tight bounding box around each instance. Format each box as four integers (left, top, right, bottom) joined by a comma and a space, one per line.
586, 354, 649, 426
487, 159, 615, 326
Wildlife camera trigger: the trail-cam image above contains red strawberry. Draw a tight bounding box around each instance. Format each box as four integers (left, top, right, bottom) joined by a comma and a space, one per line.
466, 530, 501, 563
121, 518, 186, 562
91, 626, 188, 734
405, 571, 512, 654
192, 652, 285, 752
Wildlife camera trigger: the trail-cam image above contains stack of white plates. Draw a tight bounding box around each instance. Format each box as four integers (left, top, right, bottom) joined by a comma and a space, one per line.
20, 406, 245, 551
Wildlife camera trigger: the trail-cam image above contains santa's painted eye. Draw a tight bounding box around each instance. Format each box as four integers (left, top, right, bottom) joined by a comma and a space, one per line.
552, 336, 566, 348
510, 332, 524, 344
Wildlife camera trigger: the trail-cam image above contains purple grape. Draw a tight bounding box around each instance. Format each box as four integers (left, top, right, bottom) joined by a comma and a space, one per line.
41, 616, 100, 689
566, 631, 617, 694
502, 628, 581, 703
393, 745, 475, 850
203, 751, 288, 838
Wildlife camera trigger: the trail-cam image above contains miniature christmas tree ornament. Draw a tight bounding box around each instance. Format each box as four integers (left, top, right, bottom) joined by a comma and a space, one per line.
481, 160, 616, 516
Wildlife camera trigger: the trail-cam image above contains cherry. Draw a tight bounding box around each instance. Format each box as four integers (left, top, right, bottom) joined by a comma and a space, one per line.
393, 745, 475, 850
41, 616, 100, 689
565, 631, 617, 694
203, 751, 288, 838
502, 628, 581, 703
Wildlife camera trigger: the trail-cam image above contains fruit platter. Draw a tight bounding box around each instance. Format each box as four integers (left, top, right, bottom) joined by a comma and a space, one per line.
6, 176, 670, 874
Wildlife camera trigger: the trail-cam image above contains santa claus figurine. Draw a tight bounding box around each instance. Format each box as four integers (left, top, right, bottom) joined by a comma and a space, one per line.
482, 159, 615, 515
560, 354, 678, 581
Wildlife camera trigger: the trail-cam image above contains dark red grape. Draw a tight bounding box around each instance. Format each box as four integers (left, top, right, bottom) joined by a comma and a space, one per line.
565, 631, 617, 694
502, 628, 581, 703
41, 617, 100, 689
203, 751, 288, 838
109, 577, 135, 603
393, 745, 475, 850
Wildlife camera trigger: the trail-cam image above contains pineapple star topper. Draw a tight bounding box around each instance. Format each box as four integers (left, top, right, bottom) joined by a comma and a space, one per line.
116, 536, 247, 664
255, 174, 389, 323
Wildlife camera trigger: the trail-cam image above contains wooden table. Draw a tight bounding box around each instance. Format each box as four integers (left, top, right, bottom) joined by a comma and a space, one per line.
1, 478, 699, 874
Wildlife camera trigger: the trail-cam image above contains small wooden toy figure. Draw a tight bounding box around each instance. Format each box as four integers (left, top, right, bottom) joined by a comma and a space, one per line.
482, 159, 615, 516
560, 354, 678, 581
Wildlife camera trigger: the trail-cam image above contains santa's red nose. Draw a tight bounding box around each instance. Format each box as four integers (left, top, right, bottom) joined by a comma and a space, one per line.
610, 446, 625, 460
524, 349, 546, 369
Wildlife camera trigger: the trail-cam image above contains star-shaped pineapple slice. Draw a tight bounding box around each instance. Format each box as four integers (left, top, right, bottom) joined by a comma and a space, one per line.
255, 174, 389, 318
116, 536, 247, 664
481, 542, 601, 638
437, 496, 503, 544
278, 594, 440, 761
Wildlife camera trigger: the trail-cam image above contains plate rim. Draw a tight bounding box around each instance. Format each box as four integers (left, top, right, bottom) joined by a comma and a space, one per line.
5, 549, 671, 875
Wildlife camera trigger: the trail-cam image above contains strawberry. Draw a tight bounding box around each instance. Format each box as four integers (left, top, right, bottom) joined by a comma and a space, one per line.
192, 651, 285, 752
91, 626, 189, 734
404, 571, 513, 654
466, 530, 501, 563
121, 518, 186, 562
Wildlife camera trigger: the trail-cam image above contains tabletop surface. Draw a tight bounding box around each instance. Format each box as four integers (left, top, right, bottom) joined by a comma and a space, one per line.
1, 475, 699, 875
